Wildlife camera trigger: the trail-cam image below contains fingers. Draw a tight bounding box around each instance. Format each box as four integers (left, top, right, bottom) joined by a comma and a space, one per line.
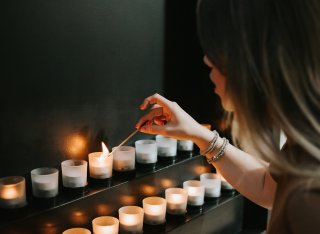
139, 93, 172, 110
135, 107, 164, 129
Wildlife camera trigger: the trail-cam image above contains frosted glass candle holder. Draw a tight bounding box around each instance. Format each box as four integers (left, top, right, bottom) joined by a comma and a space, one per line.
89, 152, 113, 179
135, 140, 157, 164
0, 176, 27, 209
62, 228, 91, 234
165, 188, 188, 215
177, 140, 194, 151
92, 216, 119, 234
183, 180, 205, 206
31, 167, 59, 198
113, 146, 135, 172
119, 206, 144, 234
143, 197, 166, 225
61, 160, 87, 188
155, 135, 177, 157
200, 173, 221, 198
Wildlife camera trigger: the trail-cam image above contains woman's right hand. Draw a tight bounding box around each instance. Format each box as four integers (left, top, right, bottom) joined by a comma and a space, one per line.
135, 93, 209, 143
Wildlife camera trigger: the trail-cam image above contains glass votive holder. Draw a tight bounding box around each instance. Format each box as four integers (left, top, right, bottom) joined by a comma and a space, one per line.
89, 152, 113, 179
92, 216, 119, 234
61, 160, 87, 188
165, 188, 188, 215
142, 197, 166, 225
62, 228, 91, 234
183, 180, 205, 206
31, 167, 59, 198
118, 206, 144, 234
155, 135, 177, 157
0, 176, 27, 209
113, 146, 135, 172
135, 140, 157, 164
200, 173, 221, 198
177, 140, 194, 151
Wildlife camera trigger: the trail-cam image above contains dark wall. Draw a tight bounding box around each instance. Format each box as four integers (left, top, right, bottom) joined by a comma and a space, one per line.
164, 0, 224, 127
1, 0, 164, 177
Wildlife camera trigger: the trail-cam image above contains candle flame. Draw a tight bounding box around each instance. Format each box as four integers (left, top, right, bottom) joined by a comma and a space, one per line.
99, 142, 109, 160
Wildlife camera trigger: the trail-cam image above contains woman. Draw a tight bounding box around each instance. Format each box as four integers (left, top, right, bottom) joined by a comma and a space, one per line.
136, 0, 320, 233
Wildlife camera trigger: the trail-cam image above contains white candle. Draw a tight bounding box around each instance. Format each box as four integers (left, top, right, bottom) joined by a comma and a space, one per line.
135, 140, 157, 164
177, 140, 194, 151
200, 173, 221, 198
62, 228, 91, 234
61, 160, 87, 188
89, 142, 113, 179
31, 168, 59, 198
92, 216, 119, 234
113, 146, 135, 172
119, 206, 144, 233
156, 135, 177, 157
0, 176, 27, 209
183, 180, 205, 206
165, 188, 188, 215
143, 197, 166, 225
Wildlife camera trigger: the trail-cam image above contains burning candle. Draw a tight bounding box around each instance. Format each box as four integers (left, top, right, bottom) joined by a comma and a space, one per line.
61, 160, 87, 188
118, 206, 144, 234
31, 167, 59, 198
113, 146, 135, 172
177, 140, 194, 151
142, 197, 166, 225
200, 173, 221, 198
92, 216, 119, 234
0, 176, 27, 209
62, 228, 91, 234
135, 140, 157, 164
183, 180, 205, 206
89, 142, 113, 179
155, 135, 177, 157
165, 188, 188, 215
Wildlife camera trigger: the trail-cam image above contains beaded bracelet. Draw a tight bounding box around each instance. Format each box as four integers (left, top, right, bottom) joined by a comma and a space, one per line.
206, 137, 229, 164
200, 130, 219, 156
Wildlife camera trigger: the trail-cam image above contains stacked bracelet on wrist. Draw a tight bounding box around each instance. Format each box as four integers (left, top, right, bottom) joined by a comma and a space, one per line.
206, 137, 229, 164
200, 130, 219, 156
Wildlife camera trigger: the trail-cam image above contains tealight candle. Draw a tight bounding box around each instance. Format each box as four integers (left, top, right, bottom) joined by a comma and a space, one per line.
183, 180, 205, 206
135, 140, 157, 164
31, 167, 59, 198
0, 176, 27, 209
142, 197, 166, 225
118, 206, 144, 234
177, 140, 194, 151
61, 160, 87, 188
113, 146, 135, 172
155, 135, 177, 157
165, 188, 188, 215
62, 228, 91, 234
200, 173, 221, 198
92, 216, 119, 234
89, 142, 113, 179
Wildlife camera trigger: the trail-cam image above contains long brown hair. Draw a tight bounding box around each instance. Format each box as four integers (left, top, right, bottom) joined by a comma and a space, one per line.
197, 0, 320, 176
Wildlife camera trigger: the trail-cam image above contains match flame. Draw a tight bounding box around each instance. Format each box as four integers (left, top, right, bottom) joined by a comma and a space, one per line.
99, 142, 109, 159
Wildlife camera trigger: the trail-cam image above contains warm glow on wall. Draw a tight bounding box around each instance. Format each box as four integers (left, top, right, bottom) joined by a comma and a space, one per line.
120, 195, 137, 205
140, 184, 156, 196
96, 204, 112, 216
160, 178, 174, 188
193, 165, 211, 175
64, 134, 87, 158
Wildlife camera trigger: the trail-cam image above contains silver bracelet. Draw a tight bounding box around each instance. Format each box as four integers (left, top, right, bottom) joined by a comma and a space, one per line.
206, 137, 229, 164
200, 130, 219, 156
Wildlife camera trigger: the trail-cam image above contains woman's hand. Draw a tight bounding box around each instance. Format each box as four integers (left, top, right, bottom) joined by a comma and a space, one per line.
135, 93, 206, 142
